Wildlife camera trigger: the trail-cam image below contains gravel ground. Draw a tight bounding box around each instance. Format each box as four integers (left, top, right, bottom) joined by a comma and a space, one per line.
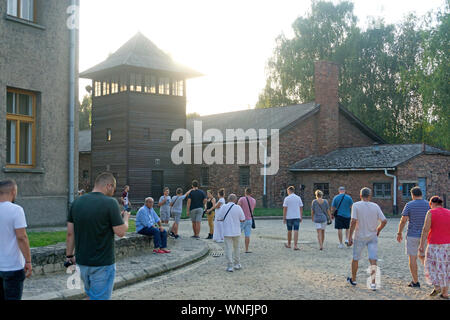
111, 218, 446, 300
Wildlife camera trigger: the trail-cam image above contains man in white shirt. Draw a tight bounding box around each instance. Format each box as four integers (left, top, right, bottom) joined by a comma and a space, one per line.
215, 194, 245, 272
0, 180, 32, 300
283, 186, 304, 251
347, 187, 387, 291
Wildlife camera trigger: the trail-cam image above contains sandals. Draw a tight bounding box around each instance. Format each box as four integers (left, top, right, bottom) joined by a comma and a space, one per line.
284, 243, 291, 249
294, 247, 300, 251
430, 288, 442, 297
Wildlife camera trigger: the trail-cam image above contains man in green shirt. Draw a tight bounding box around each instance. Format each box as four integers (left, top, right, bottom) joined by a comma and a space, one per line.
66, 172, 130, 300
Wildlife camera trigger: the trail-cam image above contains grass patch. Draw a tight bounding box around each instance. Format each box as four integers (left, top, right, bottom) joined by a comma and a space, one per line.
28, 231, 67, 248
28, 220, 137, 248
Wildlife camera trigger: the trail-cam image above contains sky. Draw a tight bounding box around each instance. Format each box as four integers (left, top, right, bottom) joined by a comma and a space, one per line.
78, 0, 446, 116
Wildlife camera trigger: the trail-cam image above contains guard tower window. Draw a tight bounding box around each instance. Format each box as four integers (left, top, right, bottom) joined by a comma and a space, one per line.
172, 79, 184, 96
111, 76, 119, 94
144, 75, 156, 94
135, 74, 142, 92
159, 77, 170, 95
94, 81, 102, 97
120, 74, 128, 92
129, 74, 136, 92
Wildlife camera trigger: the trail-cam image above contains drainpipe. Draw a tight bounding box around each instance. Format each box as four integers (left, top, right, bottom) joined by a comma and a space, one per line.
68, 0, 78, 206
384, 169, 397, 215
259, 141, 268, 208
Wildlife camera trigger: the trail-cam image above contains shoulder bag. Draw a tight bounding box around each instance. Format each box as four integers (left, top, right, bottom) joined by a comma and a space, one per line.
218, 204, 235, 222
245, 197, 256, 229
333, 194, 346, 218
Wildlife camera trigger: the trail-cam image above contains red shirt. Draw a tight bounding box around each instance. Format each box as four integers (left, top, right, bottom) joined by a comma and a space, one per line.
427, 207, 450, 245
238, 196, 256, 221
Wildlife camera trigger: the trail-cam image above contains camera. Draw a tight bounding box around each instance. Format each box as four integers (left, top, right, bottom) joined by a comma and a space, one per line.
64, 260, 74, 268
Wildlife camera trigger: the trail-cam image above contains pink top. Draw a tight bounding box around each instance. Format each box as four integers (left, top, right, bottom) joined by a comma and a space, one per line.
428, 207, 450, 245
238, 196, 256, 221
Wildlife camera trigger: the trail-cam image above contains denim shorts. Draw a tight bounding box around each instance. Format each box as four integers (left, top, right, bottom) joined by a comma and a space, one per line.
241, 220, 253, 237
286, 219, 301, 231
353, 236, 378, 261
78, 264, 116, 300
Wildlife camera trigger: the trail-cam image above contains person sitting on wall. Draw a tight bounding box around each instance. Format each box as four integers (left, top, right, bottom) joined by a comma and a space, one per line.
136, 197, 171, 254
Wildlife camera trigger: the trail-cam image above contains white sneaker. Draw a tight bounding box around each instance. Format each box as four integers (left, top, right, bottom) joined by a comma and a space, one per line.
338, 244, 345, 249
234, 264, 242, 270
370, 283, 377, 291
226, 267, 234, 272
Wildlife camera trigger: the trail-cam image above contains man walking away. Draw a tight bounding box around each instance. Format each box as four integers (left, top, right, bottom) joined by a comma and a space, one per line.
397, 186, 430, 288
0, 180, 32, 301
186, 180, 206, 239
331, 187, 354, 248
283, 186, 304, 251
216, 194, 245, 272
238, 188, 256, 253
347, 187, 387, 291
136, 198, 171, 254
66, 172, 130, 300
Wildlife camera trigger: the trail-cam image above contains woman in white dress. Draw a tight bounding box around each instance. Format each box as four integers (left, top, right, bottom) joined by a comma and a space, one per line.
213, 188, 226, 243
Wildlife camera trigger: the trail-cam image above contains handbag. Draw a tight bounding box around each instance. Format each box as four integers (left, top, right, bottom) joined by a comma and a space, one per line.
245, 197, 256, 229
317, 200, 331, 225
333, 194, 346, 218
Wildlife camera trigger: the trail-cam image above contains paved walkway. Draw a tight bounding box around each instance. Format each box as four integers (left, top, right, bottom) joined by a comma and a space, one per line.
111, 218, 444, 300
23, 234, 209, 300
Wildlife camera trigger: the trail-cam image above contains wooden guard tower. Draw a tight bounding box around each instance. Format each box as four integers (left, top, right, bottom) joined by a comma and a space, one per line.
80, 32, 202, 202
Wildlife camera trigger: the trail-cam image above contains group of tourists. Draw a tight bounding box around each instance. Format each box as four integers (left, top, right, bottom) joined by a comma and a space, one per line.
0, 173, 449, 301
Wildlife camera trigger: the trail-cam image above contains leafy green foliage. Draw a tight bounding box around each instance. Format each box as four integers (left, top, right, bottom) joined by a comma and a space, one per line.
257, 0, 449, 150
79, 94, 92, 131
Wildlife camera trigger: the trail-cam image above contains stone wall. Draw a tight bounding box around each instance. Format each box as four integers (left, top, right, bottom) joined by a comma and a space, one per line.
30, 233, 156, 276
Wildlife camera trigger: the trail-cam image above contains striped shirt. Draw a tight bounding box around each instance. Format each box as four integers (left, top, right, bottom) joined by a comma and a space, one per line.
402, 200, 430, 238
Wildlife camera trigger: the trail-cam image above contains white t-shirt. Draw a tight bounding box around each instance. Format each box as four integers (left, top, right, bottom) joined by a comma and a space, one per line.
283, 194, 304, 219
216, 203, 245, 237
215, 198, 226, 217
0, 201, 27, 271
351, 201, 387, 240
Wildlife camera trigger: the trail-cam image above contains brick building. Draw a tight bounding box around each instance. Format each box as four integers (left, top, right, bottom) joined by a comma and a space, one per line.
81, 35, 449, 214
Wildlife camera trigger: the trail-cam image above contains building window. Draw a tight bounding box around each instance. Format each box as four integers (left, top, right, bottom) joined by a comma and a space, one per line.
135, 74, 142, 92
144, 75, 156, 94
7, 0, 35, 22
313, 183, 330, 199
120, 74, 128, 92
402, 183, 417, 199
374, 183, 391, 198
94, 81, 102, 97
111, 76, 119, 94
239, 166, 250, 187
172, 79, 184, 96
129, 73, 136, 92
106, 128, 112, 142
6, 88, 36, 167
159, 77, 170, 95
82, 170, 89, 179
102, 80, 110, 96
201, 167, 209, 186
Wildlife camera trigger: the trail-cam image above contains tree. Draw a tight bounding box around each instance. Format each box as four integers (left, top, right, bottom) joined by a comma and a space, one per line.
79, 94, 92, 131
257, 0, 450, 150
187, 112, 201, 119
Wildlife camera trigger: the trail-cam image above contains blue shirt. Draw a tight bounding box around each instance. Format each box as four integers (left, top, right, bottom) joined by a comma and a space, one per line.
136, 206, 160, 233
331, 194, 353, 218
402, 199, 430, 238
159, 196, 171, 213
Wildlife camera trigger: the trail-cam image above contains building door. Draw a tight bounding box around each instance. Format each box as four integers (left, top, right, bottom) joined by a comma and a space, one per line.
151, 171, 164, 200
418, 178, 427, 198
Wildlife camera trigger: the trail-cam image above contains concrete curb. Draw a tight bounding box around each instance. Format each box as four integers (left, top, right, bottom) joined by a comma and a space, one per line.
26, 241, 210, 300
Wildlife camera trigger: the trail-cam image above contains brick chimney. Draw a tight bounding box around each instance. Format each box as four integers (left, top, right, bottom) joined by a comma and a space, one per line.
314, 60, 340, 156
